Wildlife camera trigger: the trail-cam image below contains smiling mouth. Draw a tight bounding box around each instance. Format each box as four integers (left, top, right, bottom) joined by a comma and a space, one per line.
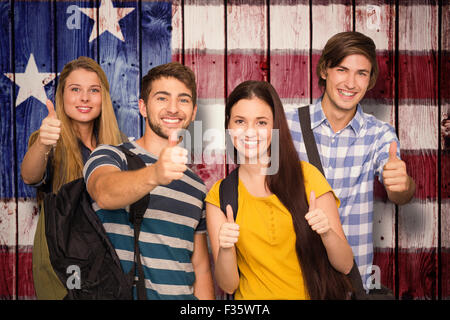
161, 117, 183, 125
338, 89, 357, 97
76, 106, 92, 112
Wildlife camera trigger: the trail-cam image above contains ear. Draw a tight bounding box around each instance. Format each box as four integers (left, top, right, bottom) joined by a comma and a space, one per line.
320, 69, 327, 80
138, 99, 147, 118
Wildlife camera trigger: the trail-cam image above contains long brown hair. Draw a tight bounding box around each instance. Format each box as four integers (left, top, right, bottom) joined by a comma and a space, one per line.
29, 56, 125, 193
225, 80, 352, 299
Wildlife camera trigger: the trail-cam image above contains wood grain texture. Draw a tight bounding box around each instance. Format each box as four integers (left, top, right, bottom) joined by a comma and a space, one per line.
269, 0, 310, 109
356, 0, 396, 292
311, 1, 352, 99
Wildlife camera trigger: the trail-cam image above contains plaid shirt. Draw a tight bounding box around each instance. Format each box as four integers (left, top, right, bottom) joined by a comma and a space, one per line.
285, 98, 399, 288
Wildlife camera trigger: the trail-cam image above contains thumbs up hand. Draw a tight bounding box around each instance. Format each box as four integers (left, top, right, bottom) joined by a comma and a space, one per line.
305, 191, 331, 236
219, 205, 240, 249
39, 99, 61, 147
382, 141, 409, 193
152, 131, 188, 186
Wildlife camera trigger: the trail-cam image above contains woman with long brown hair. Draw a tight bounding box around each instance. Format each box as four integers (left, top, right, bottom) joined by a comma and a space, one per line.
21, 56, 126, 299
206, 80, 354, 299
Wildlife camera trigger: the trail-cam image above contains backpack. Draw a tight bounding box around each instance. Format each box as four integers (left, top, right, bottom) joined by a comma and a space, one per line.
35, 145, 148, 300
217, 106, 369, 300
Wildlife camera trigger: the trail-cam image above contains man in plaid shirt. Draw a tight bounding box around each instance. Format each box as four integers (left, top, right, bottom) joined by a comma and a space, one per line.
285, 32, 416, 292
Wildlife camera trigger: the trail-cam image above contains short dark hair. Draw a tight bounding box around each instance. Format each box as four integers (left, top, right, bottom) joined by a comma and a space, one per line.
141, 62, 197, 106
317, 31, 379, 90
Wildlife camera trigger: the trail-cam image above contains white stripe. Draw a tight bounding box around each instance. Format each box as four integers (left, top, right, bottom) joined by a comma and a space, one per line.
399, 5, 438, 51
18, 199, 39, 246
103, 223, 194, 251
184, 4, 225, 51
373, 200, 395, 248
312, 4, 352, 51
227, 3, 267, 51
152, 186, 203, 209
115, 249, 194, 273
398, 200, 438, 249
0, 199, 17, 246
270, 4, 309, 51
147, 209, 198, 229
143, 278, 193, 296
354, 4, 393, 51
398, 104, 438, 150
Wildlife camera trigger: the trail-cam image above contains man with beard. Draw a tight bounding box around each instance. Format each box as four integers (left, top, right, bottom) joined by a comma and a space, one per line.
83, 62, 214, 300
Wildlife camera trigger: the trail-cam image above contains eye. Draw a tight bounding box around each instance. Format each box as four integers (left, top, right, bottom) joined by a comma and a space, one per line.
71, 87, 80, 92
257, 120, 267, 126
358, 71, 368, 77
337, 68, 346, 72
90, 88, 100, 93
234, 119, 244, 125
180, 98, 191, 104
157, 96, 167, 102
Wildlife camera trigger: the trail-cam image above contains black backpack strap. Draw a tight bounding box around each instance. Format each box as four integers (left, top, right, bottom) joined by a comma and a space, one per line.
297, 105, 325, 176
117, 145, 149, 300
297, 106, 369, 299
219, 167, 239, 221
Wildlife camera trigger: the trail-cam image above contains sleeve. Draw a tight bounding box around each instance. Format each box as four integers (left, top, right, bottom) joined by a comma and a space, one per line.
204, 179, 223, 209
83, 144, 128, 186
195, 200, 207, 234
373, 123, 400, 183
301, 161, 340, 208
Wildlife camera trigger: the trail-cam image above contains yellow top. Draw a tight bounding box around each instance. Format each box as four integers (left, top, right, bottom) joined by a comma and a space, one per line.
205, 161, 340, 300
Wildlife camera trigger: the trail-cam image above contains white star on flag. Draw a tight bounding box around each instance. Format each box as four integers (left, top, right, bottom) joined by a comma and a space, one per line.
80, 0, 135, 42
4, 54, 56, 106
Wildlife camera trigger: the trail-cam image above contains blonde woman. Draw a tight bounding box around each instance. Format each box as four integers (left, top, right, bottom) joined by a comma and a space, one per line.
21, 56, 126, 299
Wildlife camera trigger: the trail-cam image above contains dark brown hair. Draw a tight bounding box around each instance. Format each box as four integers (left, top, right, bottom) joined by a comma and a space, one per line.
225, 80, 353, 299
317, 31, 378, 90
141, 62, 197, 105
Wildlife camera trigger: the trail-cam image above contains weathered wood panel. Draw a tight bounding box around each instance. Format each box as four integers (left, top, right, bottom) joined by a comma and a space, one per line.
397, 0, 439, 300
440, 0, 450, 301
355, 0, 396, 294
269, 0, 310, 110
183, 0, 226, 191
0, 0, 16, 300
311, 0, 352, 100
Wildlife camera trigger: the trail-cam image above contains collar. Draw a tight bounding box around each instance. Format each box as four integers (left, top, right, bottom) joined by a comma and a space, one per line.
313, 97, 365, 135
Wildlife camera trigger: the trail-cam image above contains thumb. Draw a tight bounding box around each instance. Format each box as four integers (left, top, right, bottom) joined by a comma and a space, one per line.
225, 204, 235, 223
46, 99, 57, 119
388, 141, 398, 161
309, 191, 316, 210
168, 130, 179, 147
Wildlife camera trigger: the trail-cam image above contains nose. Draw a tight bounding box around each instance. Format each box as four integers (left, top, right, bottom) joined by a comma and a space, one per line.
80, 89, 89, 102
166, 98, 178, 113
344, 73, 356, 89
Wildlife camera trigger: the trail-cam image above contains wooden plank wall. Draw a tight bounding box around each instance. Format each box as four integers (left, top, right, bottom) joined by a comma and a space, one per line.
0, 0, 447, 300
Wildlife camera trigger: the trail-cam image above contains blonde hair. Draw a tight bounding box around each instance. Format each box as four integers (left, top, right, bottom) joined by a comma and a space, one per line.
30, 56, 125, 193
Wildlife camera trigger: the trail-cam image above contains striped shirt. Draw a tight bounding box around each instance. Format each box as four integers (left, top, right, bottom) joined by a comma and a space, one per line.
285, 98, 400, 288
83, 141, 207, 299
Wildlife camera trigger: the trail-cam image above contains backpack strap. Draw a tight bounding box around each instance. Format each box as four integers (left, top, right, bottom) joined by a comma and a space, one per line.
219, 167, 239, 221
117, 145, 149, 300
297, 105, 368, 299
297, 105, 325, 176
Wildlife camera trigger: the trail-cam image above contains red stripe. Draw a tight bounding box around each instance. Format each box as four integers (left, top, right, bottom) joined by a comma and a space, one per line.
270, 53, 310, 101
179, 52, 437, 101
401, 150, 438, 200
373, 248, 395, 294
397, 249, 437, 300
0, 248, 15, 299
18, 248, 35, 299
227, 53, 268, 94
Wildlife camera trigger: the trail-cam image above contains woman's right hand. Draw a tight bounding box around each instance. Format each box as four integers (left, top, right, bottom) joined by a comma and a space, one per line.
39, 99, 61, 147
219, 205, 240, 249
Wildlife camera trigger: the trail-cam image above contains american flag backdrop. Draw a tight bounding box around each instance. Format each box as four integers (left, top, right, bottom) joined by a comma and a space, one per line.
0, 0, 448, 300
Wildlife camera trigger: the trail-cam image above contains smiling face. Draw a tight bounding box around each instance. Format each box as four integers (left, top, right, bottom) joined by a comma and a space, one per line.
63, 68, 102, 125
227, 96, 274, 164
321, 54, 372, 114
140, 76, 197, 141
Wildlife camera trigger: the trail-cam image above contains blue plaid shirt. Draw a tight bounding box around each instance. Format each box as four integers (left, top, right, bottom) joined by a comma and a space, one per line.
285, 98, 400, 288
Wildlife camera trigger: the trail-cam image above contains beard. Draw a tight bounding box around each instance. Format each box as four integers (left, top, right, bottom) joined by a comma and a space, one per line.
147, 115, 170, 139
